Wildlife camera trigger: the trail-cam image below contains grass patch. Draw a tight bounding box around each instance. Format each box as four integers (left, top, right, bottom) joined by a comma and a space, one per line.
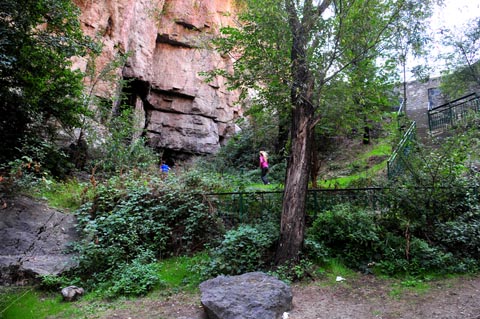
245, 183, 280, 191
319, 137, 392, 189
318, 160, 388, 188
156, 254, 208, 292
0, 288, 78, 319
317, 259, 358, 285
389, 278, 431, 298
32, 178, 91, 212
0, 255, 209, 319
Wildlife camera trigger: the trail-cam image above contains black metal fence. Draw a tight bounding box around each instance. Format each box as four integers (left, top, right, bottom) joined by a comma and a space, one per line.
202, 185, 479, 229
203, 191, 283, 227
428, 93, 480, 133
203, 187, 388, 228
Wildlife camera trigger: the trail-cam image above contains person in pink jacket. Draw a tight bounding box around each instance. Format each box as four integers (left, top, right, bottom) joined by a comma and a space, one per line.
259, 151, 270, 185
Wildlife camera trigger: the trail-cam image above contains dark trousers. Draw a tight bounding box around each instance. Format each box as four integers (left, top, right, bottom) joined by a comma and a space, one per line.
261, 167, 269, 184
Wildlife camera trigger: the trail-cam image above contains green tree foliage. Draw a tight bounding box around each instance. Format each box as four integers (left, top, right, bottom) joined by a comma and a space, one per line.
87, 108, 159, 176
439, 17, 480, 98
208, 0, 434, 265
390, 0, 434, 106
0, 0, 93, 165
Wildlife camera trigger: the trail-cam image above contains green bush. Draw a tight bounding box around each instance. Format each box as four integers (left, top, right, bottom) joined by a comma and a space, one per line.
269, 259, 316, 283
100, 259, 162, 298
371, 131, 480, 275
200, 222, 279, 277
375, 234, 468, 276
384, 134, 476, 235
71, 171, 222, 295
307, 204, 381, 269
178, 164, 244, 192
38, 274, 72, 291
1, 139, 74, 197
303, 238, 331, 263
434, 209, 480, 260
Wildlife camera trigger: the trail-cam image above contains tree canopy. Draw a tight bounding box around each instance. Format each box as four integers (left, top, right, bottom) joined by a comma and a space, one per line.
0, 0, 93, 165
439, 17, 480, 98
209, 0, 435, 265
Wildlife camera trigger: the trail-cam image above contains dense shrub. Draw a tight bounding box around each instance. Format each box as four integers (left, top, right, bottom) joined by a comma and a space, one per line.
307, 199, 480, 276
178, 164, 248, 192
269, 258, 316, 283
97, 258, 162, 298
375, 234, 460, 276
434, 208, 480, 260
307, 204, 382, 269
1, 139, 74, 197
199, 221, 279, 277
383, 133, 476, 235
71, 172, 223, 294
365, 131, 480, 275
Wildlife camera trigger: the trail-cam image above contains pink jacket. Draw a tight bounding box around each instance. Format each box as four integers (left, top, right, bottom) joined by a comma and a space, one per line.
260, 155, 268, 168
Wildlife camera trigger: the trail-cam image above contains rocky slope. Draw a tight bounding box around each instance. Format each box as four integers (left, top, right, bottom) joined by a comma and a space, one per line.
73, 0, 242, 158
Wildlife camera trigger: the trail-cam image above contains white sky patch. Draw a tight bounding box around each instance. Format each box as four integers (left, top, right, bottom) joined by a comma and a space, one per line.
406, 0, 480, 79
430, 0, 479, 30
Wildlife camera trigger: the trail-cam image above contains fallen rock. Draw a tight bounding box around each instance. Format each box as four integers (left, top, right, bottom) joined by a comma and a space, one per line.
61, 285, 85, 302
200, 272, 292, 319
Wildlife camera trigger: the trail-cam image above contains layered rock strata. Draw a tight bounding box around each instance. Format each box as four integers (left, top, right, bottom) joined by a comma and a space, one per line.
73, 0, 241, 157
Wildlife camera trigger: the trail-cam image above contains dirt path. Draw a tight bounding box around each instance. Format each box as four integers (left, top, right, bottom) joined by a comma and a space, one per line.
290, 275, 480, 319
83, 274, 480, 319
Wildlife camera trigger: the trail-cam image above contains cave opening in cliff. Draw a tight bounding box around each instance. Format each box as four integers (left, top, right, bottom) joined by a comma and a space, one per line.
120, 77, 150, 114
119, 77, 180, 167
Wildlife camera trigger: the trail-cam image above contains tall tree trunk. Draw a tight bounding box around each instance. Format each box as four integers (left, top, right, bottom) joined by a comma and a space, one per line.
275, 101, 315, 265
275, 0, 325, 265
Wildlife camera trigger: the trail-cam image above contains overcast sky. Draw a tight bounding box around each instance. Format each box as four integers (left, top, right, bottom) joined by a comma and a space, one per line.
431, 0, 479, 30
409, 0, 480, 79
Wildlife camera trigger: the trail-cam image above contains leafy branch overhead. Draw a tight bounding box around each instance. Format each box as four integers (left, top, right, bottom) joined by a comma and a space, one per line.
0, 0, 95, 164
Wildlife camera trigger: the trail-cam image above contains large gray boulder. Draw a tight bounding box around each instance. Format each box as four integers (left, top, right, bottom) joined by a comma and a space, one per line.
200, 272, 292, 319
0, 196, 78, 285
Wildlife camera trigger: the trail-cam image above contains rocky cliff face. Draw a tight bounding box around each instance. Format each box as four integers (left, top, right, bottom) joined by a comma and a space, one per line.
73, 0, 241, 159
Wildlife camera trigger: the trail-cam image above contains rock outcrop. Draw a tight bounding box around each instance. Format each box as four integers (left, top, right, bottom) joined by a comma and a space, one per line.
0, 196, 78, 285
200, 272, 293, 319
73, 0, 242, 158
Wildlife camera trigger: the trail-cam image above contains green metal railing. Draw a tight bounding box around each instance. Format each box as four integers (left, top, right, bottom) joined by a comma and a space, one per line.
202, 191, 283, 228
203, 187, 387, 228
387, 121, 416, 179
428, 93, 480, 132
203, 185, 480, 228
396, 100, 409, 131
